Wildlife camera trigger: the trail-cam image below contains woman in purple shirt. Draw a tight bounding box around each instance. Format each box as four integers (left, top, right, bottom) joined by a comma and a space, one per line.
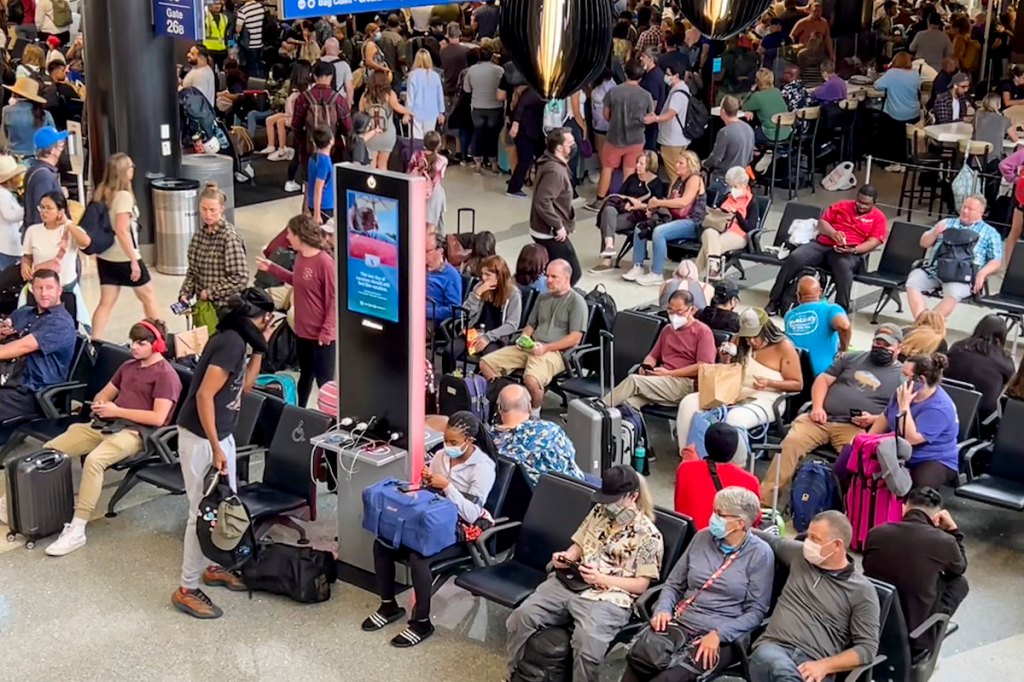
868, 352, 959, 490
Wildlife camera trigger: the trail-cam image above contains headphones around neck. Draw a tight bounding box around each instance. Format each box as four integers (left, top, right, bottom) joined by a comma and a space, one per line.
137, 320, 166, 354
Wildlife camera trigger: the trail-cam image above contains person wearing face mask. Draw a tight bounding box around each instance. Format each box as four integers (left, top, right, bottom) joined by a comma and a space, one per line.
171, 289, 276, 620
644, 65, 690, 186
695, 166, 757, 276
363, 410, 497, 648
695, 279, 742, 336
765, 186, 888, 315
905, 195, 1002, 320
676, 309, 803, 459
862, 487, 968, 659
603, 289, 717, 412
760, 325, 905, 507
506, 465, 664, 682
861, 353, 959, 490
749, 511, 880, 682
622, 486, 773, 682
675, 423, 761, 528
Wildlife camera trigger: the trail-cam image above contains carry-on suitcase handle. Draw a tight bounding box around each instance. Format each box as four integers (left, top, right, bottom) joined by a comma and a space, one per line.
457, 208, 476, 235
598, 329, 614, 403
34, 452, 65, 472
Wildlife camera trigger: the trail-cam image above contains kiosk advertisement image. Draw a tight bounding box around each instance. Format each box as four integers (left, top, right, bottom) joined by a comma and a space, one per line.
346, 190, 400, 323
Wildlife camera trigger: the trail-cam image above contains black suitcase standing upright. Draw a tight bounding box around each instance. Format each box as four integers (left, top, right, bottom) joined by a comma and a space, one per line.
5, 449, 74, 549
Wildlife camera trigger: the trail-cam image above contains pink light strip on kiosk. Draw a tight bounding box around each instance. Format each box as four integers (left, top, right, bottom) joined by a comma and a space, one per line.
406, 178, 427, 484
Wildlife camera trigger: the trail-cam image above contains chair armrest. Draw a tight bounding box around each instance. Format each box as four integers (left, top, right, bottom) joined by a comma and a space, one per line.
632, 584, 668, 621
148, 426, 179, 464
962, 440, 993, 480
771, 391, 800, 432
36, 381, 88, 419
564, 344, 598, 377
909, 612, 950, 640
981, 410, 999, 427
844, 655, 886, 682
472, 520, 522, 567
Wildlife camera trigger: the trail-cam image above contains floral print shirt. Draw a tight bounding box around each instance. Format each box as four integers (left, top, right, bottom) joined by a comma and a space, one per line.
490, 419, 585, 484
570, 507, 664, 609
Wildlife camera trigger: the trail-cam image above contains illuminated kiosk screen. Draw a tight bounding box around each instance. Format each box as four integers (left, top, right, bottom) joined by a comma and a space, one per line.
345, 189, 400, 323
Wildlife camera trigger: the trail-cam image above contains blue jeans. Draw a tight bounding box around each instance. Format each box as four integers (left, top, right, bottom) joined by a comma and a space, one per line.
0, 254, 20, 270
242, 47, 263, 76
247, 110, 273, 139
632, 219, 697, 274
750, 643, 832, 682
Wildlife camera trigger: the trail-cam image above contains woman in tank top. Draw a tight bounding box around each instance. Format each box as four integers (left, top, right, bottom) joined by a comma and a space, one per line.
675, 308, 803, 463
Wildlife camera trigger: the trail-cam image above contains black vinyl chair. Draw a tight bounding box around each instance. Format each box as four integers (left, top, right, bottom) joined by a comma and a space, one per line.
104, 390, 268, 517
666, 196, 771, 281
237, 405, 334, 543
0, 341, 132, 463
739, 201, 822, 268
853, 221, 929, 324
560, 310, 665, 401
979, 239, 1024, 338
956, 398, 1024, 511
873, 587, 957, 682
518, 284, 539, 328
940, 383, 982, 483
454, 473, 596, 608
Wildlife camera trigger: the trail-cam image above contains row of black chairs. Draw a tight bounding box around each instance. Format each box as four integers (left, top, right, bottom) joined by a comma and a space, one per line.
0, 339, 334, 543
454, 472, 954, 682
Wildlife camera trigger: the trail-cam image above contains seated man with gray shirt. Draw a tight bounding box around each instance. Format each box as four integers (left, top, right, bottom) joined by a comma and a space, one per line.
751, 511, 881, 682
480, 259, 587, 416
702, 96, 755, 193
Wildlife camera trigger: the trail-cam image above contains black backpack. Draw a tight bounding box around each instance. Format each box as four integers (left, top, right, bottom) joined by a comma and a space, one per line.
79, 201, 115, 256
510, 628, 573, 682
779, 266, 828, 316
583, 284, 617, 335
195, 471, 257, 573
241, 542, 337, 603
253, 247, 296, 289
680, 90, 710, 142
933, 227, 979, 284
7, 0, 23, 25
262, 319, 299, 373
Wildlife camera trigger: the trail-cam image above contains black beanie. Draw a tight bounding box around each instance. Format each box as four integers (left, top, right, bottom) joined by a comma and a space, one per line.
705, 423, 740, 463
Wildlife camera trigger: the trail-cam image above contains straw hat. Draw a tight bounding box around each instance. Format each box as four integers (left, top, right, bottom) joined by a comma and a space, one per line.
4, 77, 46, 104
0, 156, 27, 184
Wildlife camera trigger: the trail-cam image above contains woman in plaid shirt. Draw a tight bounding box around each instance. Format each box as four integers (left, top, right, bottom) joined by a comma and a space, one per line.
178, 183, 249, 328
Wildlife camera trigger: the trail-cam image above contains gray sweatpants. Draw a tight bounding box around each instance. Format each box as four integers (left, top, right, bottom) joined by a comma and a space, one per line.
505, 576, 632, 682
178, 427, 237, 590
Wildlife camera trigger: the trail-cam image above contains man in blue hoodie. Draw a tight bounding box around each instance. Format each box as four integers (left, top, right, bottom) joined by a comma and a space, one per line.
426, 233, 462, 326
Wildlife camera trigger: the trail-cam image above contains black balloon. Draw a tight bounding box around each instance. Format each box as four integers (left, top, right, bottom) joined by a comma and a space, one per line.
676, 0, 774, 40
501, 0, 612, 100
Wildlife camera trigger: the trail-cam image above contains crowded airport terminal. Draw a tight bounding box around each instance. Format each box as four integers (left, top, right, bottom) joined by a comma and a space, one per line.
3, 0, 1024, 679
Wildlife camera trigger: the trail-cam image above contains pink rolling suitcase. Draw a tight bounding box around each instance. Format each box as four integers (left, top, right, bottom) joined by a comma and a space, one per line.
844, 433, 903, 551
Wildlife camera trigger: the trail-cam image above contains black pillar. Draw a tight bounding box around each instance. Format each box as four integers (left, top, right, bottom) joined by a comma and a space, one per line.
84, 0, 181, 245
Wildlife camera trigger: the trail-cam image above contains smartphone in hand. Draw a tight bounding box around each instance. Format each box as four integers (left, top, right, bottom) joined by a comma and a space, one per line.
170, 301, 191, 316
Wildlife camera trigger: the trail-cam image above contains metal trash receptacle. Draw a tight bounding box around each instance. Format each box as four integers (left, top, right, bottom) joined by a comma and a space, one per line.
152, 178, 200, 276
180, 153, 236, 225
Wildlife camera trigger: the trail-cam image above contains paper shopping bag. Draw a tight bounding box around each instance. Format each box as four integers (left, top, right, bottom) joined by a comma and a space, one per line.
698, 363, 743, 410
174, 325, 210, 359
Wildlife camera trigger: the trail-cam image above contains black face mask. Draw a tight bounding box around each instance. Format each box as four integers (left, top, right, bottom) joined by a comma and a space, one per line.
869, 347, 894, 366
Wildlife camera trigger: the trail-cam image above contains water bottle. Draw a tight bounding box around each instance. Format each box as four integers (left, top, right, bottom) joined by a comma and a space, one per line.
632, 439, 647, 475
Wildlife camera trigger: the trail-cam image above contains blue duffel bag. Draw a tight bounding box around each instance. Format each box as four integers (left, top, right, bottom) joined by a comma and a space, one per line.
362, 478, 459, 557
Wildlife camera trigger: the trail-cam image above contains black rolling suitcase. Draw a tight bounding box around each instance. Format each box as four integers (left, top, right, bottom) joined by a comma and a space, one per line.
5, 449, 73, 549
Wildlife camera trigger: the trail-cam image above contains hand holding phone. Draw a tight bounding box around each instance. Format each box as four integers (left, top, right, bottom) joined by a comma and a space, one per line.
171, 301, 191, 316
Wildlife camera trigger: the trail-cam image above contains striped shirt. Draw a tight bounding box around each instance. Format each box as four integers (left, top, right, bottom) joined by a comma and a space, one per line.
236, 1, 266, 49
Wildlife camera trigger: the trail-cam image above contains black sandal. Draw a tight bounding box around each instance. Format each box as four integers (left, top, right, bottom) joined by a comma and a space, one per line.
390, 622, 434, 648
361, 606, 406, 632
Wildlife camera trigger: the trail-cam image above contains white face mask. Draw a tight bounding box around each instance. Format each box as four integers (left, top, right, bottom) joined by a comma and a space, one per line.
729, 187, 745, 199
664, 74, 673, 86
802, 539, 836, 566
669, 314, 688, 329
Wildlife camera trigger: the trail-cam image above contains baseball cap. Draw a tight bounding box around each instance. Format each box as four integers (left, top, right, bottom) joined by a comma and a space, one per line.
874, 324, 903, 346
592, 464, 640, 503
34, 126, 68, 152
705, 423, 749, 464
737, 307, 769, 338
712, 279, 740, 304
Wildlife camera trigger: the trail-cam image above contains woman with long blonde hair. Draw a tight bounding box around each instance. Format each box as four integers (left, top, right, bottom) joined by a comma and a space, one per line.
902, 310, 947, 358
406, 48, 446, 140
91, 153, 162, 339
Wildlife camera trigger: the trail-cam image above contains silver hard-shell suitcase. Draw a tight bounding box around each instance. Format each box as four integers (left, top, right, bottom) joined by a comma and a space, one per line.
566, 331, 630, 476
5, 449, 73, 549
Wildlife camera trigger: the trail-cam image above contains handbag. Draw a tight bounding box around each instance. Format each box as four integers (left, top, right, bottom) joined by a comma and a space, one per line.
174, 325, 210, 359
362, 478, 459, 557
554, 564, 591, 592
445, 233, 473, 267
697, 363, 743, 410
702, 207, 734, 233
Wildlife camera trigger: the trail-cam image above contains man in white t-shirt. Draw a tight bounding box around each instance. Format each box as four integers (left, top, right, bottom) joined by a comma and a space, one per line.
182, 44, 216, 107
644, 65, 691, 186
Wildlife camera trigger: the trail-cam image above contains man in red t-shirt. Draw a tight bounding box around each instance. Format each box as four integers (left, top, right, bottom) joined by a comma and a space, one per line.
676, 422, 761, 529
767, 185, 888, 314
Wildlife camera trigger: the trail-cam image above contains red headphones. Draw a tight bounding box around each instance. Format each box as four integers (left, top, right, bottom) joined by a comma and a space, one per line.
137, 320, 166, 354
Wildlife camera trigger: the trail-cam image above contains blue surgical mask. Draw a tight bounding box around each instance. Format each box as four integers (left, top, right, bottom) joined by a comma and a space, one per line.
708, 512, 729, 539
444, 445, 465, 459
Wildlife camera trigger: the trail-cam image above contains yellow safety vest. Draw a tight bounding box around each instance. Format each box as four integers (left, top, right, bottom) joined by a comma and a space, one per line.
204, 13, 228, 52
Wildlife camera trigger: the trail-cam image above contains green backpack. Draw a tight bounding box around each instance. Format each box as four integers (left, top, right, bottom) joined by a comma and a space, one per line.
51, 0, 72, 28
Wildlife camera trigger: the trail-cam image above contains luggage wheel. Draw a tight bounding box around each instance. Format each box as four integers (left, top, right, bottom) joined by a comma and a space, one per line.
25, 540, 34, 550
6, 533, 14, 543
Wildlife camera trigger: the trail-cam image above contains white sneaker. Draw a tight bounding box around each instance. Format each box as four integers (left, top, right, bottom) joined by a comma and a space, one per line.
884, 163, 905, 173
256, 145, 276, 155
636, 272, 664, 287
284, 181, 302, 193
755, 152, 774, 174
268, 149, 285, 161
622, 265, 645, 281
0, 496, 7, 525
284, 148, 296, 160
45, 522, 86, 556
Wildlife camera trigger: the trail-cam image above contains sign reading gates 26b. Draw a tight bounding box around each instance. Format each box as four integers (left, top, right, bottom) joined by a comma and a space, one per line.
280, 0, 457, 20
153, 0, 204, 41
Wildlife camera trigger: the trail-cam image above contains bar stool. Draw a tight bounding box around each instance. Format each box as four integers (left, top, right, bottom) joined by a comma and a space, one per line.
898, 125, 948, 222
766, 111, 797, 200
836, 98, 860, 164
792, 106, 822, 194
956, 139, 994, 208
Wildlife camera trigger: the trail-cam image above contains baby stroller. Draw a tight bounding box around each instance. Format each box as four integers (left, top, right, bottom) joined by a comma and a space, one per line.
178, 87, 254, 183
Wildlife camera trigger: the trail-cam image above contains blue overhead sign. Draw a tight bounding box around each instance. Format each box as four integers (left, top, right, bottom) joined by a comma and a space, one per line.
280, 0, 456, 20
153, 0, 204, 41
